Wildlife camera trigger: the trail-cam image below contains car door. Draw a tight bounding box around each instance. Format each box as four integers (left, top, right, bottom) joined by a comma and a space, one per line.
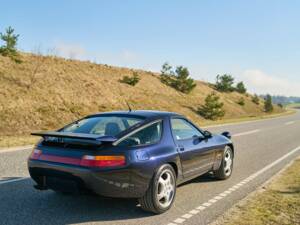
170, 117, 215, 178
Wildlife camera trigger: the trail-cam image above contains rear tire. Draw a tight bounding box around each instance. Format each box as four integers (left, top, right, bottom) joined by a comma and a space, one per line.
138, 164, 176, 214
214, 146, 233, 180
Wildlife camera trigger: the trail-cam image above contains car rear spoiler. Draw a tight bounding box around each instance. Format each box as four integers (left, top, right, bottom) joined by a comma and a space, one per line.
31, 131, 117, 143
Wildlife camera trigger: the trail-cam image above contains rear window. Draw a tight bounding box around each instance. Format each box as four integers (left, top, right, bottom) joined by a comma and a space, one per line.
62, 116, 144, 137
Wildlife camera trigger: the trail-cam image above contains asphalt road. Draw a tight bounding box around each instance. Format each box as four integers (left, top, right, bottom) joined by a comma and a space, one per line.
1, 110, 300, 225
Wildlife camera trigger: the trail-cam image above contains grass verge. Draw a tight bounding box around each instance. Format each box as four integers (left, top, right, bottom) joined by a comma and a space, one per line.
213, 157, 300, 225
0, 135, 39, 149
202, 109, 295, 127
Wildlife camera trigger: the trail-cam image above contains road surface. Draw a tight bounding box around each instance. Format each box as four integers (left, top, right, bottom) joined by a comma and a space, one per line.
1, 110, 300, 225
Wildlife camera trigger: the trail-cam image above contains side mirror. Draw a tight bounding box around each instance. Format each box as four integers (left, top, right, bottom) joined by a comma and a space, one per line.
221, 131, 231, 139
203, 130, 212, 139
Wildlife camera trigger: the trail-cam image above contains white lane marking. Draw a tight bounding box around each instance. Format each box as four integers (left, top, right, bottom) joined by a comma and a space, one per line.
168, 145, 300, 225
202, 202, 211, 207
189, 209, 200, 214
173, 218, 185, 224
214, 195, 223, 200
232, 129, 260, 137
0, 145, 33, 154
182, 214, 193, 219
196, 206, 206, 210
0, 177, 28, 185
208, 199, 217, 204
285, 121, 295, 125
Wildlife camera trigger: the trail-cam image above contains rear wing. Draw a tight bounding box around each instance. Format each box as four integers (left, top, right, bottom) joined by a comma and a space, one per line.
31, 131, 117, 144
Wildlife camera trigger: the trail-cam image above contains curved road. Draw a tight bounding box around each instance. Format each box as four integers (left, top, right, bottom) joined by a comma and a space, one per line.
1, 110, 300, 225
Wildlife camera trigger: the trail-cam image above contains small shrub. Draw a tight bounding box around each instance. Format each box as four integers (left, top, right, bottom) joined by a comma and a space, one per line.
198, 92, 225, 120
160, 62, 196, 94
0, 26, 21, 63
236, 81, 247, 94
237, 97, 245, 106
215, 74, 235, 92
120, 72, 140, 86
277, 103, 283, 108
252, 94, 260, 105
264, 94, 273, 112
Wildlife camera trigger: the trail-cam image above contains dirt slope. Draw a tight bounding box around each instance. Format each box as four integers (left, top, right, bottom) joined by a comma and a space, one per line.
0, 53, 283, 136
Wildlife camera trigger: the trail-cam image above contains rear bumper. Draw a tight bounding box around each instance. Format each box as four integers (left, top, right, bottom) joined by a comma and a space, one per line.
28, 159, 148, 198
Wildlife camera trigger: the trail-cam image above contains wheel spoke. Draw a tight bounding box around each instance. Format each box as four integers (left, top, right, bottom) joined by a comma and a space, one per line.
157, 190, 165, 200
164, 172, 171, 184
158, 177, 165, 185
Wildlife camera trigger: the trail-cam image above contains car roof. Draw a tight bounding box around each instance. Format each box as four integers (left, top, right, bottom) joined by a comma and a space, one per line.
88, 110, 182, 118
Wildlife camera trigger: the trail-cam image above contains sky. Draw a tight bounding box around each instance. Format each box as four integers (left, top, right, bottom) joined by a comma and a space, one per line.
1, 0, 300, 96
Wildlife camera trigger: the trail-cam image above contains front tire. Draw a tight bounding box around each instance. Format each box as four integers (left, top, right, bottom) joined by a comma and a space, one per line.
214, 146, 233, 180
138, 164, 176, 214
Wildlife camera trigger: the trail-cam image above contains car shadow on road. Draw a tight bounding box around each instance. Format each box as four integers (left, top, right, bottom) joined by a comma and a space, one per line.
178, 172, 221, 187
0, 178, 156, 225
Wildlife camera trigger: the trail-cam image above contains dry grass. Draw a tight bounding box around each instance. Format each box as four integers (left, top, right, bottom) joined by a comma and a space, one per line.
0, 135, 39, 148
0, 53, 284, 147
215, 158, 300, 225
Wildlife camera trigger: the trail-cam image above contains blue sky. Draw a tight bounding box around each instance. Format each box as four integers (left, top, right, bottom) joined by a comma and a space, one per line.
1, 0, 300, 96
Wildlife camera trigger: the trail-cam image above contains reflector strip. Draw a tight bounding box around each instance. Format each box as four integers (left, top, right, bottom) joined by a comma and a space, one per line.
39, 154, 81, 165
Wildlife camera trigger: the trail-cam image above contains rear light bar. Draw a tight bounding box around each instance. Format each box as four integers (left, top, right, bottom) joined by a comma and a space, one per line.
29, 149, 125, 168
30, 149, 42, 160
80, 155, 126, 167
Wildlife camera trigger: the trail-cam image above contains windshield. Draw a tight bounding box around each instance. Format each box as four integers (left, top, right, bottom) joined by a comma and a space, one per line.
61, 116, 144, 137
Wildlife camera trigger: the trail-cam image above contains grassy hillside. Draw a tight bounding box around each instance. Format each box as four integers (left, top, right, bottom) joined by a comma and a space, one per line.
0, 53, 284, 146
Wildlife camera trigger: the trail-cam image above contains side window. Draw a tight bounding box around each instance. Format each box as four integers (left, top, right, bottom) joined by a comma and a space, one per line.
117, 121, 162, 147
171, 118, 203, 140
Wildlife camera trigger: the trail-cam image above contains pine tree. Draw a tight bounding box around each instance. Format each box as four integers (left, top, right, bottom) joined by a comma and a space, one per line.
198, 92, 225, 120
160, 63, 196, 94
252, 94, 260, 105
236, 81, 247, 94
264, 94, 273, 112
215, 74, 235, 92
0, 26, 21, 63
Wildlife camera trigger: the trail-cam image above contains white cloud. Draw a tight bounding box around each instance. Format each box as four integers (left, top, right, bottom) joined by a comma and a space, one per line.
54, 42, 87, 60
241, 69, 300, 96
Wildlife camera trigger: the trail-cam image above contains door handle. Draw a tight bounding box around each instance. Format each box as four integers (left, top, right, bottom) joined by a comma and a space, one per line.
177, 146, 185, 152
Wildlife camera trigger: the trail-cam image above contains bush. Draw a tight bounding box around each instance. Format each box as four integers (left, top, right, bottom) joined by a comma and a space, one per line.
119, 72, 140, 86
236, 81, 247, 94
160, 62, 196, 94
264, 94, 273, 112
237, 97, 245, 106
0, 26, 21, 63
215, 74, 234, 92
252, 94, 260, 105
277, 103, 283, 108
198, 92, 225, 120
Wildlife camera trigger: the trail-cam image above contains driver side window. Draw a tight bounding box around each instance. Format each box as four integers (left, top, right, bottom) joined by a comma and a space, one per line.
117, 121, 162, 147
171, 118, 203, 140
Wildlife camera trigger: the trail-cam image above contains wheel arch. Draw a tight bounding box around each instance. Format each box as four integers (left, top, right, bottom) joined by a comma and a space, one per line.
227, 143, 234, 157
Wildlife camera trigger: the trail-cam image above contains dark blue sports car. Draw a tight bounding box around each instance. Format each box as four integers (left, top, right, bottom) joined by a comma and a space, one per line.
28, 110, 234, 214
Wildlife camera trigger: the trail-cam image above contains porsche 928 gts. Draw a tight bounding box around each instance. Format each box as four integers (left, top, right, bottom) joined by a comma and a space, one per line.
28, 110, 234, 214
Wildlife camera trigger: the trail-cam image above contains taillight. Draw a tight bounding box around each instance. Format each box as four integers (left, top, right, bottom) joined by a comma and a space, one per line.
30, 149, 42, 160
80, 155, 126, 168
